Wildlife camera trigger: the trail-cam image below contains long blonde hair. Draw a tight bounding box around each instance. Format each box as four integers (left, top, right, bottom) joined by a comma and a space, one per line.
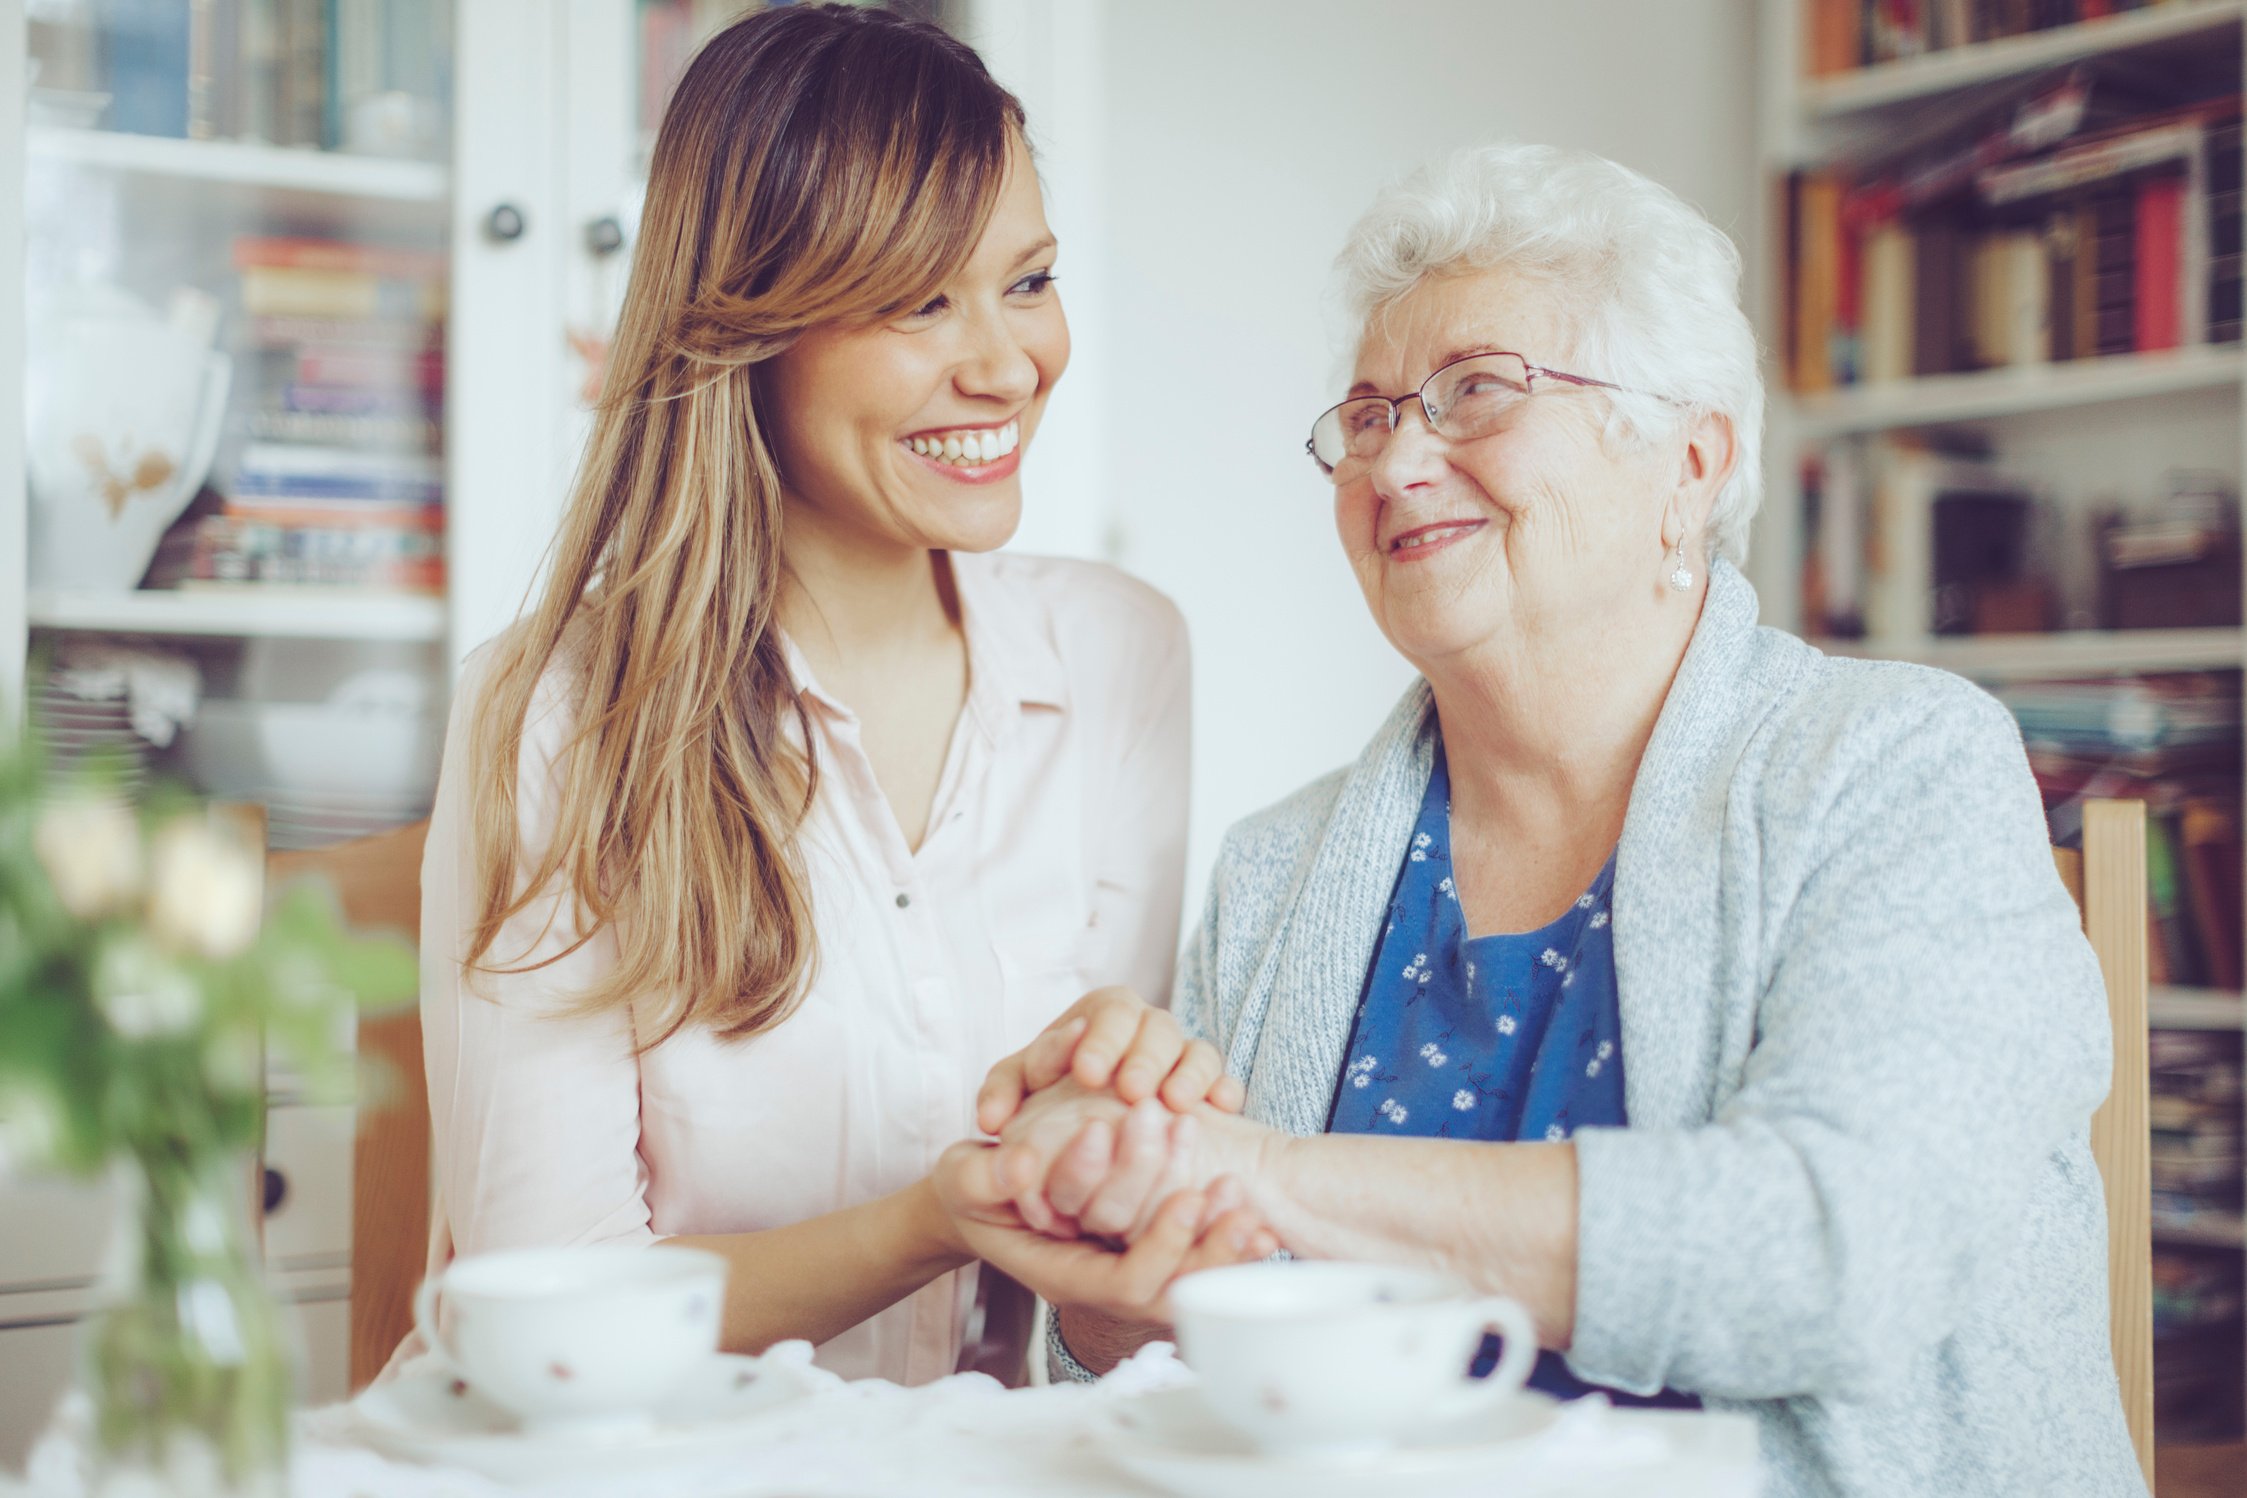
467, 5, 1025, 1048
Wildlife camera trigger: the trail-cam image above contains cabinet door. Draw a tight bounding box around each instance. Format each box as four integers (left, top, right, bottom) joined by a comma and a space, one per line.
446, 0, 579, 669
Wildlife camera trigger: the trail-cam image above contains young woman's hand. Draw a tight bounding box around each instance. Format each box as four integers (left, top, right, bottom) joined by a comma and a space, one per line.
975, 987, 1247, 1135
931, 1139, 1275, 1324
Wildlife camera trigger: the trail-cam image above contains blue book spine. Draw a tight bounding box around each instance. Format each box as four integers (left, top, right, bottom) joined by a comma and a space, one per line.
232, 475, 445, 502
98, 0, 192, 138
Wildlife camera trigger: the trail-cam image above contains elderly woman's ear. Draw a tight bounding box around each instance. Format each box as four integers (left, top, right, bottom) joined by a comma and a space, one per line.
1666, 407, 1738, 553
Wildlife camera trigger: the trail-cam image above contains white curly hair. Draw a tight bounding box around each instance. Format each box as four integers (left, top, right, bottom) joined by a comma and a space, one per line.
1336, 142, 1765, 564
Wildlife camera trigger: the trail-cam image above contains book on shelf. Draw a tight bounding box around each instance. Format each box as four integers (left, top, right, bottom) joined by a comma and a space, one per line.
177, 511, 445, 593
1806, 0, 2207, 76
1787, 74, 2243, 392
51, 0, 450, 154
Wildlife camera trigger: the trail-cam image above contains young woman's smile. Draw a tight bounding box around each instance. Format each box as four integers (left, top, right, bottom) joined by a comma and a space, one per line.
898, 417, 1023, 483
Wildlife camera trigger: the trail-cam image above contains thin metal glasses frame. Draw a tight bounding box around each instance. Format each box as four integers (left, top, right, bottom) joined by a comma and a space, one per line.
1304, 351, 1676, 478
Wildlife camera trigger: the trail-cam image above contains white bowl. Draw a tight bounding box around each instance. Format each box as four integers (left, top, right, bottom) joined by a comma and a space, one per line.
184, 699, 440, 803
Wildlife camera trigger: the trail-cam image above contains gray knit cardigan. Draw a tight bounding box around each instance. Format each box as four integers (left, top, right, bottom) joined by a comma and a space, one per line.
1173, 558, 2146, 1498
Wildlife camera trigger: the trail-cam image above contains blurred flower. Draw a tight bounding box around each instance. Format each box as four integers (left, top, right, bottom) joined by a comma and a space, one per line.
33, 793, 143, 920
201, 1025, 263, 1094
93, 937, 203, 1040
146, 820, 261, 960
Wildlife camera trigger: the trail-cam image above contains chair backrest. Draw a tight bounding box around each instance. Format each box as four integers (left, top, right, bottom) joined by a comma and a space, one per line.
268, 817, 430, 1392
2052, 798, 2155, 1491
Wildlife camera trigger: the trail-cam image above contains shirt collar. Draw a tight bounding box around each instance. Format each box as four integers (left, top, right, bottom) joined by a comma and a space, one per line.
776, 551, 1070, 741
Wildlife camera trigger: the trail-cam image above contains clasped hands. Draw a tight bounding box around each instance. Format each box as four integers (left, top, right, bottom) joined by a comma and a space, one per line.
932, 989, 1279, 1330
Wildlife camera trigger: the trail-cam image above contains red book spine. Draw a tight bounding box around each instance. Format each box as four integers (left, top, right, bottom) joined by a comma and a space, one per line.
2135, 175, 2184, 353
232, 236, 446, 281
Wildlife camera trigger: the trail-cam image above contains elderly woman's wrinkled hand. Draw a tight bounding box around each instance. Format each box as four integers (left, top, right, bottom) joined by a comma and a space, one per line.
976, 987, 1247, 1136
991, 1077, 1235, 1245
931, 1137, 1273, 1322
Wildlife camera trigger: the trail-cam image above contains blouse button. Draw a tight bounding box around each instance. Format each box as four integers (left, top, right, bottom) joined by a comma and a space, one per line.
896, 893, 911, 909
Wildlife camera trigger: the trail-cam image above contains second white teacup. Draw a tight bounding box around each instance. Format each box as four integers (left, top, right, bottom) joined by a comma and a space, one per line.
411, 1244, 727, 1432
1167, 1261, 1538, 1456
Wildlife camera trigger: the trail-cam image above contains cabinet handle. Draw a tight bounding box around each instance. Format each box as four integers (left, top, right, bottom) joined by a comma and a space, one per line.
262, 1167, 287, 1215
484, 203, 528, 242
585, 215, 626, 258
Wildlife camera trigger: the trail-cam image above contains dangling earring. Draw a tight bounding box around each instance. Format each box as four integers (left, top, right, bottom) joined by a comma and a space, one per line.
1666, 538, 1695, 593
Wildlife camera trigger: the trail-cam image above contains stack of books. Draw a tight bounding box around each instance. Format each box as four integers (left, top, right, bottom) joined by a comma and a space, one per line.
1802, 436, 2051, 643
2152, 1032, 2244, 1228
2148, 1026, 2242, 1440
1999, 671, 2244, 989
1789, 73, 2243, 391
2154, 1235, 2245, 1439
1806, 0, 2201, 74
173, 235, 445, 595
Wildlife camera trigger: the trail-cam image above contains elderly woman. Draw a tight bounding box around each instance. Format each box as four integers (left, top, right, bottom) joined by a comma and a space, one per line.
950, 143, 2145, 1498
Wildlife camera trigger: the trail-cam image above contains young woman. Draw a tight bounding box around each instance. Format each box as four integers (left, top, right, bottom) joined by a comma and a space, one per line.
415, 4, 1257, 1385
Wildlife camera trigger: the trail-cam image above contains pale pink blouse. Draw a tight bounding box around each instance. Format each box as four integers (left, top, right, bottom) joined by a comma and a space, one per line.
416, 552, 1190, 1385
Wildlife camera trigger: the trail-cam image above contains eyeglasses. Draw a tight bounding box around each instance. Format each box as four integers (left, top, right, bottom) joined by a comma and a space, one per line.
1305, 351, 1672, 482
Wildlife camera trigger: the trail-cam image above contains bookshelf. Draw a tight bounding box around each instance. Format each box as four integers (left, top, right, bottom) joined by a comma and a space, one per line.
1760, 0, 2247, 1445
1794, 343, 2246, 435
2157, 985, 2247, 1028
24, 589, 448, 643
1817, 625, 2244, 675
25, 125, 450, 203
1, 0, 605, 1460
1805, 0, 2247, 118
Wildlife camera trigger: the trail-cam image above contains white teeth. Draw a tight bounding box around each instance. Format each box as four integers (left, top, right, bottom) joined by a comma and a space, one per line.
905, 420, 1021, 467
1394, 523, 1475, 552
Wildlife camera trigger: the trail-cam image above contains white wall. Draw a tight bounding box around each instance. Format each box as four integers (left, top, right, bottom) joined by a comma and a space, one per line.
1091, 0, 1761, 911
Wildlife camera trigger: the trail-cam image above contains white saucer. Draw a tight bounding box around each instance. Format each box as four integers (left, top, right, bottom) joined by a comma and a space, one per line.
345, 1351, 821, 1484
1097, 1384, 1576, 1498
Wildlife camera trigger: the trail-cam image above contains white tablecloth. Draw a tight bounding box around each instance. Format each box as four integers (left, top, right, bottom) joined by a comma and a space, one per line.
21, 1345, 1761, 1498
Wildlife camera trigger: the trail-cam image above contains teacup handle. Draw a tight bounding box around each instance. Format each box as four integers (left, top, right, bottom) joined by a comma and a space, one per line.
1429, 1296, 1540, 1422
411, 1275, 458, 1367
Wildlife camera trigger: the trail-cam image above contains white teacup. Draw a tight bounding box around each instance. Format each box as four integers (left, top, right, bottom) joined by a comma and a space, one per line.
1167, 1261, 1538, 1456
411, 1245, 727, 1432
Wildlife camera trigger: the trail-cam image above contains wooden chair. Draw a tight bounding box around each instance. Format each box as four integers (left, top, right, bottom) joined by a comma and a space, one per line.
268, 818, 431, 1392
2052, 799, 2156, 1492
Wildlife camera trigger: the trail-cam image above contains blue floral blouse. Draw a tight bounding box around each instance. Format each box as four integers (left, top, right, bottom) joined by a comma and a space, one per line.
1326, 742, 1695, 1408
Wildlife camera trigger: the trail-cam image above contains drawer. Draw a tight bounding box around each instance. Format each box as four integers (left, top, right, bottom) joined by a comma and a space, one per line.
261, 1105, 355, 1269
0, 1318, 80, 1472
0, 1292, 352, 1471
294, 1294, 350, 1408
0, 1174, 115, 1294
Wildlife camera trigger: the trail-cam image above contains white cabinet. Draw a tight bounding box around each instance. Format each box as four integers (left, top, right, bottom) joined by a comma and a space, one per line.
0, 0, 642, 1457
